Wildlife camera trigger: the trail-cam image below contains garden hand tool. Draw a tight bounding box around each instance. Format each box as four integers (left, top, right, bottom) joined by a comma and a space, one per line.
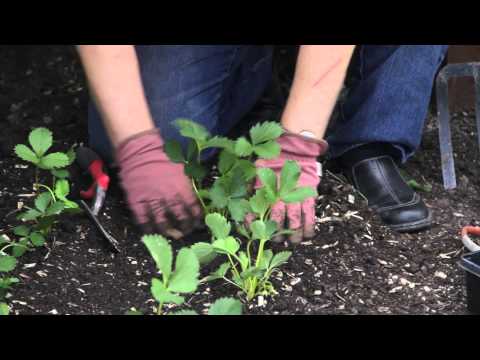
76, 146, 111, 216
436, 62, 480, 190
75, 146, 120, 253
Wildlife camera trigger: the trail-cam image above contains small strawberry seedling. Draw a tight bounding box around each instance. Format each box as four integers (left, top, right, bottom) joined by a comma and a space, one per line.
11, 127, 79, 254
165, 120, 317, 301
129, 234, 242, 315
0, 240, 19, 315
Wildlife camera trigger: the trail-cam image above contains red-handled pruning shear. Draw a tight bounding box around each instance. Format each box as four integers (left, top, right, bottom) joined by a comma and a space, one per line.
76, 147, 120, 253
76, 147, 110, 216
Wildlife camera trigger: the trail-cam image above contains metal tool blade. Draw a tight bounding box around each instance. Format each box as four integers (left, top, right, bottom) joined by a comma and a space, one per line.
80, 200, 121, 253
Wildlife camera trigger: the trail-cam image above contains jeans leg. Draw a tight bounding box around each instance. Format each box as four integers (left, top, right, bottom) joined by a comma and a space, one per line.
88, 45, 273, 163
328, 45, 449, 163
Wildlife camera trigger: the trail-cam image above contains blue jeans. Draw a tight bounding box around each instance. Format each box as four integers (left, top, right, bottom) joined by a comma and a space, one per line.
88, 45, 448, 163
89, 45, 274, 162
328, 45, 449, 162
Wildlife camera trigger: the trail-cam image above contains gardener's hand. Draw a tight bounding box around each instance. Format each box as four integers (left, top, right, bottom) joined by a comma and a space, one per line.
116, 129, 202, 239
255, 131, 328, 244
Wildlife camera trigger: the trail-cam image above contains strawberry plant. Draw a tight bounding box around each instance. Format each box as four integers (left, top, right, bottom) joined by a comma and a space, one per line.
128, 234, 242, 315
0, 238, 19, 315
165, 120, 317, 301
12, 127, 79, 253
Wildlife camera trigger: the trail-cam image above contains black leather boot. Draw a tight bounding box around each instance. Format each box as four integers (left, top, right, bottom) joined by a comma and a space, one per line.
335, 143, 432, 233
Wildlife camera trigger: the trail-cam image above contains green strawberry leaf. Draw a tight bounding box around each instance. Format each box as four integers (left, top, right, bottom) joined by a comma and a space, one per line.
54, 179, 70, 200
205, 136, 235, 152
234, 137, 253, 157
258, 167, 278, 200
125, 310, 143, 316
208, 297, 243, 315
236, 224, 250, 239
29, 232, 46, 247
250, 220, 267, 241
151, 278, 184, 305
236, 160, 257, 181
0, 302, 9, 316
142, 235, 172, 281
212, 236, 240, 256
171, 310, 198, 316
0, 235, 9, 248
218, 150, 237, 175
0, 255, 17, 272
45, 201, 65, 216
51, 169, 69, 179
265, 220, 278, 239
35, 192, 53, 213
14, 144, 39, 164
164, 139, 185, 163
281, 187, 317, 204
249, 189, 270, 217
29, 127, 52, 157
174, 119, 210, 143
12, 239, 30, 258
13, 225, 30, 237
62, 199, 80, 210
250, 122, 284, 145
228, 198, 250, 223
280, 160, 301, 195
37, 216, 56, 230
254, 141, 281, 160
66, 147, 76, 165
186, 139, 198, 161
0, 277, 19, 289
270, 251, 292, 269
240, 267, 264, 280
205, 262, 231, 282
221, 168, 247, 199
238, 251, 250, 272
185, 161, 207, 182
168, 248, 199, 293
258, 249, 274, 270
190, 242, 217, 265
18, 209, 42, 221
209, 182, 229, 209
39, 152, 70, 170
205, 213, 231, 239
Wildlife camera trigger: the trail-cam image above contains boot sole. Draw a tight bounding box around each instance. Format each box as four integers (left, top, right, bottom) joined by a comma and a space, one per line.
386, 211, 433, 233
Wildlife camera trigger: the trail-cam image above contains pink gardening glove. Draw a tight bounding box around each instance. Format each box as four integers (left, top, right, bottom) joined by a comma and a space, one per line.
255, 131, 328, 244
116, 129, 202, 239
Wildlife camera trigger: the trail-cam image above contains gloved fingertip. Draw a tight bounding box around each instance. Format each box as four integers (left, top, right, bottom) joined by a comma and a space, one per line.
288, 230, 303, 245
302, 198, 317, 240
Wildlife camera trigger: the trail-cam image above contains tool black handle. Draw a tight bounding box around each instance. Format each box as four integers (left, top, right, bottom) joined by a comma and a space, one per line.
76, 146, 102, 171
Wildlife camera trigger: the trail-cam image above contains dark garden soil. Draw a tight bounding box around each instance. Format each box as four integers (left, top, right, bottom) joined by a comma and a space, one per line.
0, 45, 477, 315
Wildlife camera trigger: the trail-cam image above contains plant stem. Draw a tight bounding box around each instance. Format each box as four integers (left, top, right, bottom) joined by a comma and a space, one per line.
1, 242, 28, 254
157, 302, 164, 316
191, 179, 207, 213
37, 184, 56, 202
246, 240, 253, 265
255, 239, 267, 268
227, 254, 241, 280
222, 277, 244, 291
34, 168, 39, 195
